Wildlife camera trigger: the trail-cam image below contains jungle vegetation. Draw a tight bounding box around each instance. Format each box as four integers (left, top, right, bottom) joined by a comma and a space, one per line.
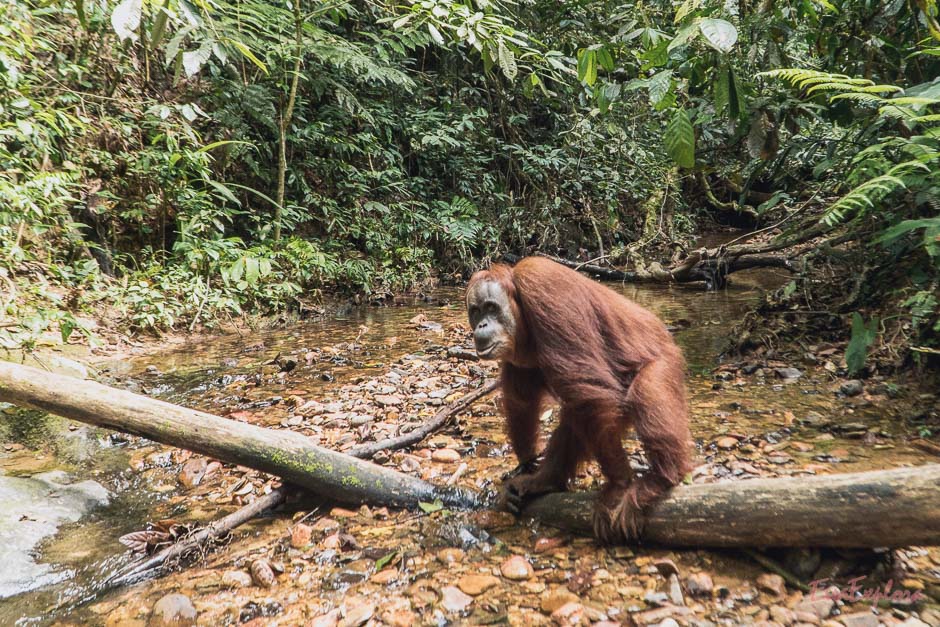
1, 0, 938, 369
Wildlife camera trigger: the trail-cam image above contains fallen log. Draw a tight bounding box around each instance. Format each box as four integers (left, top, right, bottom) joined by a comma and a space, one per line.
0, 361, 481, 511
524, 466, 940, 548
1, 361, 938, 548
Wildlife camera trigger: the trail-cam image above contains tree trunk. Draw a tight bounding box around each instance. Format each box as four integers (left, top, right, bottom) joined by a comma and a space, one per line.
1, 361, 938, 548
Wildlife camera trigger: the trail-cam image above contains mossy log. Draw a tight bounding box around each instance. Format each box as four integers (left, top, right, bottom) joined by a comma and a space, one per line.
2, 361, 939, 548
0, 361, 479, 510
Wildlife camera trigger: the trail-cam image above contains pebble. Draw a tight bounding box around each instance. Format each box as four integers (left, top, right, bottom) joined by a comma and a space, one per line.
149, 593, 197, 627
540, 588, 580, 614
550, 602, 584, 626
840, 380, 864, 396
437, 548, 465, 564
757, 573, 787, 597
802, 411, 829, 426
312, 517, 340, 536
685, 572, 713, 597
431, 448, 460, 463
221, 570, 253, 588
838, 611, 878, 627
290, 523, 313, 548
440, 586, 473, 613
457, 574, 500, 596
775, 367, 803, 380
177, 458, 207, 488
535, 536, 568, 554
374, 394, 402, 406
500, 555, 534, 580
795, 597, 834, 619
340, 602, 375, 627
770, 605, 797, 624
249, 559, 276, 588
371, 569, 398, 585
716, 436, 738, 449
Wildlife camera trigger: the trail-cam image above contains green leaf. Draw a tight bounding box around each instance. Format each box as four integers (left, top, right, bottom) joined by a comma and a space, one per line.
229, 40, 268, 74
699, 18, 737, 53
667, 21, 700, 52
647, 69, 673, 108
596, 46, 614, 72
846, 313, 878, 375
498, 40, 517, 81
675, 0, 702, 22
375, 551, 398, 570
418, 500, 444, 514
577, 49, 597, 85
150, 0, 171, 48
665, 107, 695, 168
713, 66, 730, 114
111, 0, 142, 43
728, 67, 745, 118
182, 45, 212, 77
427, 22, 445, 46
59, 319, 75, 344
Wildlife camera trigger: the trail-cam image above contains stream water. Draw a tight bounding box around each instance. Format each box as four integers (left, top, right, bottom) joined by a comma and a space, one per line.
1, 262, 937, 626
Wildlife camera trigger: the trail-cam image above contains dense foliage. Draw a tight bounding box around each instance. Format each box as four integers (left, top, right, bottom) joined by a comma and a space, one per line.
0, 0, 937, 366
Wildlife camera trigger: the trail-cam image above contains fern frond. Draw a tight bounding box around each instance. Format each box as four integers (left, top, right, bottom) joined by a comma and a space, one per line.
822, 160, 928, 226
829, 92, 884, 103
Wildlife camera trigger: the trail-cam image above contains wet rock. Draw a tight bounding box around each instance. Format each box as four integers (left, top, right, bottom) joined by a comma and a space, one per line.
380, 607, 417, 627
839, 380, 864, 397
149, 593, 197, 626
630, 606, 691, 625
249, 559, 276, 588
795, 596, 834, 620
221, 570, 252, 588
370, 569, 398, 585
500, 555, 534, 580
801, 411, 829, 427
838, 611, 878, 627
437, 547, 465, 564
540, 588, 580, 614
770, 605, 796, 624
757, 573, 787, 597
308, 610, 341, 627
312, 517, 340, 536
775, 367, 802, 380
340, 602, 375, 627
794, 610, 821, 624
431, 448, 460, 463
550, 601, 584, 626
440, 586, 473, 613
290, 523, 313, 548
374, 394, 402, 406
643, 591, 669, 606
716, 436, 739, 450
458, 574, 500, 596
685, 572, 713, 597
534, 536, 568, 554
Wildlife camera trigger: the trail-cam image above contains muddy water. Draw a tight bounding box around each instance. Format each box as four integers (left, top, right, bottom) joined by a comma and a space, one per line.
2, 264, 938, 626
